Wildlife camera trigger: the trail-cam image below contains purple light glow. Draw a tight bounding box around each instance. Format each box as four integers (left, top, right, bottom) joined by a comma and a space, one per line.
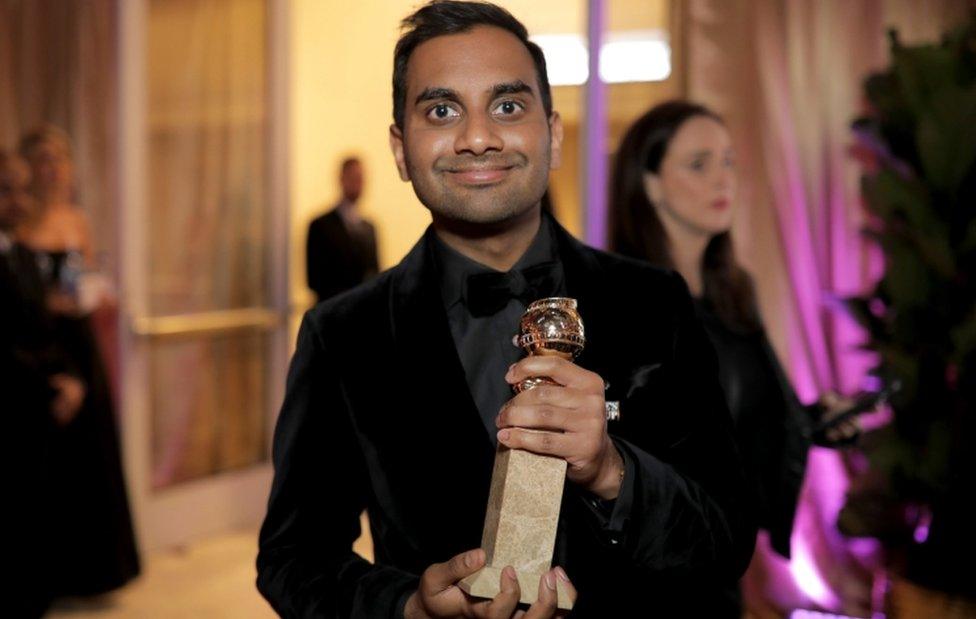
583, 0, 607, 248
790, 541, 838, 608
754, 19, 884, 609
913, 507, 932, 544
790, 610, 867, 619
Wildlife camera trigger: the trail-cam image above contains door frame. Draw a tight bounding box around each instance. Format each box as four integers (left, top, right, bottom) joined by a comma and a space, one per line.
116, 0, 290, 552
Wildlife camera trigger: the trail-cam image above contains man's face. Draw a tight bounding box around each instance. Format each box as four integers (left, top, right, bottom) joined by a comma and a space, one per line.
341, 161, 364, 203
390, 26, 563, 228
0, 158, 34, 231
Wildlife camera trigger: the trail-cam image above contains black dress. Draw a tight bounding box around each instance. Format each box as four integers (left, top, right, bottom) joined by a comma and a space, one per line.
695, 299, 811, 614
35, 249, 140, 596
2, 239, 65, 617
694, 299, 810, 558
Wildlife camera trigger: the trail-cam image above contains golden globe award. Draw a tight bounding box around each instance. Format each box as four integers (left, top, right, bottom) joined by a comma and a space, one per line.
459, 298, 583, 610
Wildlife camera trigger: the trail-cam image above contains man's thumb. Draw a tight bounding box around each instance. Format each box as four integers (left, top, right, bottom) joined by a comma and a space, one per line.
428, 548, 485, 590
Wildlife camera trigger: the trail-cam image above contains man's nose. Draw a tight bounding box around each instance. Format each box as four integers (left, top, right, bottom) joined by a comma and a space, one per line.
454, 112, 503, 156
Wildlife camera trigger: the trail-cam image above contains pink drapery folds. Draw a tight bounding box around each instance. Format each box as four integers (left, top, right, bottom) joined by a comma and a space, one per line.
682, 0, 973, 615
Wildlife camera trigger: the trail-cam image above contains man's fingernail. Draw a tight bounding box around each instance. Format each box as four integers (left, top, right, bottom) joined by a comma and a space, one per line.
464, 551, 474, 568
555, 566, 570, 582
545, 572, 556, 590
498, 429, 510, 443
504, 566, 516, 582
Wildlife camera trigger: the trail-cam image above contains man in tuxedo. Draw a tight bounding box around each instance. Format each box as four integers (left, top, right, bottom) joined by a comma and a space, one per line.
257, 2, 755, 617
306, 157, 380, 303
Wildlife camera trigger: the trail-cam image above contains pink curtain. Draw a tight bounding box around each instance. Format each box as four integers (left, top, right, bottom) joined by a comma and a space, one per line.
683, 1, 975, 615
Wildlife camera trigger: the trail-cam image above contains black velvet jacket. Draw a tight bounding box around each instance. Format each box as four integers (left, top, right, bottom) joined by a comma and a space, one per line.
257, 219, 756, 617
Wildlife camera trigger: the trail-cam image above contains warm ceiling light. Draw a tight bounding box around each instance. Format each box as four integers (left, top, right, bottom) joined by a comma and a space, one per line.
530, 34, 589, 86
531, 30, 671, 86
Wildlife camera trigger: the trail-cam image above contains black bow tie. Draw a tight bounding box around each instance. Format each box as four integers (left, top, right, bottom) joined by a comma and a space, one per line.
464, 261, 563, 317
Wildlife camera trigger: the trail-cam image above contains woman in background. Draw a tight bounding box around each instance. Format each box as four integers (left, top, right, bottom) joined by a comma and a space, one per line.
18, 125, 139, 599
609, 100, 857, 614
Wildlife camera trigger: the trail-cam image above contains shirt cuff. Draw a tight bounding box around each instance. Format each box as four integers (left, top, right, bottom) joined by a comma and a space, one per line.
579, 436, 635, 547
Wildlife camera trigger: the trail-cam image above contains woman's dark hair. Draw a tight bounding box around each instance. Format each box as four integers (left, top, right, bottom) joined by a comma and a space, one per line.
392, 0, 552, 130
608, 100, 760, 332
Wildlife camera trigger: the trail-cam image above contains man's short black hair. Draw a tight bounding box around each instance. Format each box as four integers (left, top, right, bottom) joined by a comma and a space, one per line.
392, 0, 553, 130
340, 156, 361, 174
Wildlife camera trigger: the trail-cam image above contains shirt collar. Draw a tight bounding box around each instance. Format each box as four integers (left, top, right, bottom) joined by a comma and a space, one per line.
431, 213, 560, 310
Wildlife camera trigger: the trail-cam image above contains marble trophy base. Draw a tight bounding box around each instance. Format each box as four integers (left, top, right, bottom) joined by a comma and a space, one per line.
459, 565, 573, 610
459, 445, 573, 610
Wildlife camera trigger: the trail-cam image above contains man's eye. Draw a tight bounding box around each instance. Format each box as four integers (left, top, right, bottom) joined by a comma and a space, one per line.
690, 160, 706, 171
493, 100, 524, 116
427, 103, 459, 121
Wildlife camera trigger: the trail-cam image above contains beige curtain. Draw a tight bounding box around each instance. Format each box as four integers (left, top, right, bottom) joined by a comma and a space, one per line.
0, 0, 121, 393
146, 0, 271, 488
1, 0, 271, 489
683, 1, 975, 615
0, 0, 118, 269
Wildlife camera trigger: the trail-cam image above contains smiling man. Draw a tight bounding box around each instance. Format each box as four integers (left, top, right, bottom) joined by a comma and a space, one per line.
257, 2, 754, 618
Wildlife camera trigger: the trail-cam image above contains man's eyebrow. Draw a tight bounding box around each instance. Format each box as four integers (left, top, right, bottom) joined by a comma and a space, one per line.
490, 80, 534, 98
415, 87, 459, 105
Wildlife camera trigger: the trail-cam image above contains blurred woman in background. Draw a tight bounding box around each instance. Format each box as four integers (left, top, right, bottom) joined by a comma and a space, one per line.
608, 100, 857, 614
18, 125, 139, 599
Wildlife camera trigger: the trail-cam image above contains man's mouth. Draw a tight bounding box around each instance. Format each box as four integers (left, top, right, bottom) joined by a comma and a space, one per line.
445, 165, 515, 186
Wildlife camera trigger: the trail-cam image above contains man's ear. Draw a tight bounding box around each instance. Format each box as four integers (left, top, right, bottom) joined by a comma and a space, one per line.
389, 124, 410, 182
548, 111, 564, 170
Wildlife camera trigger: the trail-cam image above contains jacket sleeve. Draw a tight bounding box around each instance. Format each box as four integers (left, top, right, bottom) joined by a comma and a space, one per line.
257, 313, 418, 618
601, 272, 756, 582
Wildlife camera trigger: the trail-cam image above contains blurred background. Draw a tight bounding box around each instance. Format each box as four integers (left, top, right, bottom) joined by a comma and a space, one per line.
1, 0, 974, 617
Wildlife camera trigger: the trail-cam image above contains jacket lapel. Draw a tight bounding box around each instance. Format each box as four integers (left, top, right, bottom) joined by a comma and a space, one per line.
551, 220, 617, 379
389, 229, 495, 462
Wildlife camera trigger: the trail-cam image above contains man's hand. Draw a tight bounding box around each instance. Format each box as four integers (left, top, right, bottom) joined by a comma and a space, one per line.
403, 548, 576, 619
497, 356, 624, 500
50, 373, 86, 426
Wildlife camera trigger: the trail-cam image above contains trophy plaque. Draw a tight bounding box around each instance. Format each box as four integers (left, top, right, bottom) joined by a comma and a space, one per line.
458, 298, 583, 610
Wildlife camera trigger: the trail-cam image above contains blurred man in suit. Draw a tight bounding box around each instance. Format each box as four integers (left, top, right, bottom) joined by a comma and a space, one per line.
306, 156, 380, 303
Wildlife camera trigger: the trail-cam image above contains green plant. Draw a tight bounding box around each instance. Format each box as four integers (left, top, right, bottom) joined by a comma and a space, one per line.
839, 15, 976, 595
